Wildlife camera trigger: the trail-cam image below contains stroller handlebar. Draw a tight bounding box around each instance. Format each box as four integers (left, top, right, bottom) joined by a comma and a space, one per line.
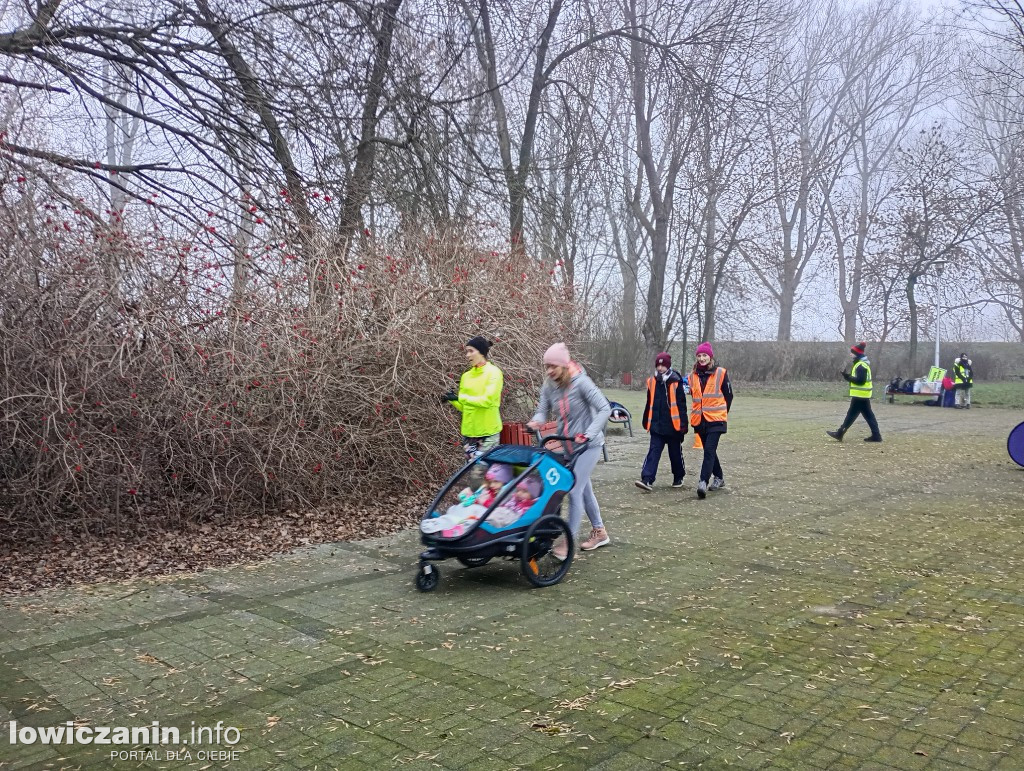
525, 428, 591, 461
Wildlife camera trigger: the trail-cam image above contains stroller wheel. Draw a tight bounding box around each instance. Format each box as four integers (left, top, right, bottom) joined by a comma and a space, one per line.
521, 515, 573, 588
457, 556, 491, 568
415, 562, 440, 592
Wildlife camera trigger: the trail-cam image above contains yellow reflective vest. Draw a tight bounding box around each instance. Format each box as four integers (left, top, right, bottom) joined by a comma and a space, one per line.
953, 360, 972, 386
451, 362, 503, 437
849, 359, 872, 398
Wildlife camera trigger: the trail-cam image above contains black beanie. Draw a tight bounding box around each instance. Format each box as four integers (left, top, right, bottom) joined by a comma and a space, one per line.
851, 341, 866, 356
466, 336, 491, 357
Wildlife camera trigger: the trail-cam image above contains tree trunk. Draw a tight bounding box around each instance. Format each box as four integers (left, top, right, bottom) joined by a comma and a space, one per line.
641, 222, 670, 356
627, 0, 679, 359
844, 151, 870, 342
194, 0, 317, 298
337, 0, 405, 245
702, 187, 719, 342
607, 186, 639, 346
907, 275, 919, 373
777, 289, 795, 343
776, 202, 796, 342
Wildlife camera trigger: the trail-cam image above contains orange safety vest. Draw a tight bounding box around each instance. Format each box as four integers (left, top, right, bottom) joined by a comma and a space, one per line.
690, 367, 728, 427
643, 376, 682, 432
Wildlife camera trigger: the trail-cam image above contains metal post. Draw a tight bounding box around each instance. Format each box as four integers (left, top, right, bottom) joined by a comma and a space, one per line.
933, 264, 945, 370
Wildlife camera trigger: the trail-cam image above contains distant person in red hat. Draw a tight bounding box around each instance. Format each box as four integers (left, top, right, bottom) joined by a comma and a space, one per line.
689, 342, 733, 499
635, 352, 688, 492
827, 341, 882, 443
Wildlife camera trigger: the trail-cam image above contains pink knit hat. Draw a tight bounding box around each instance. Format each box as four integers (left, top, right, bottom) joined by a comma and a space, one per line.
516, 476, 542, 499
695, 342, 714, 357
543, 342, 571, 367
484, 463, 513, 484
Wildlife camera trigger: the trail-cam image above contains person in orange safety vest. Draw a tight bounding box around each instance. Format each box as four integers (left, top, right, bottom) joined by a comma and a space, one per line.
635, 352, 688, 492
689, 342, 733, 500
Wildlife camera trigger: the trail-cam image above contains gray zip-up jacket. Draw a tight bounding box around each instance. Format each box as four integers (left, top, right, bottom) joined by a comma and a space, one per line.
531, 364, 611, 446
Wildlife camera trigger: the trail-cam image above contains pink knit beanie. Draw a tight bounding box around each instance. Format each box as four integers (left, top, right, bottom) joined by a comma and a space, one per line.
543, 342, 571, 367
695, 342, 714, 358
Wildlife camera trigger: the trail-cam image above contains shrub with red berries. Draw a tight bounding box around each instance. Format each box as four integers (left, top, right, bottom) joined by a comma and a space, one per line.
0, 190, 574, 533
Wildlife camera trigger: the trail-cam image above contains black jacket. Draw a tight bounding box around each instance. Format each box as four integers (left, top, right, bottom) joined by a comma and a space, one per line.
643, 369, 687, 436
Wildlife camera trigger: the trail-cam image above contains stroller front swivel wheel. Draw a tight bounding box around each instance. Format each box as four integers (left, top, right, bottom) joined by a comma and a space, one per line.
521, 515, 573, 588
415, 562, 440, 592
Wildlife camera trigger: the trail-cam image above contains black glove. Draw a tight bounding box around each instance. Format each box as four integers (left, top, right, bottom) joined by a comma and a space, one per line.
442, 390, 458, 402
841, 371, 852, 382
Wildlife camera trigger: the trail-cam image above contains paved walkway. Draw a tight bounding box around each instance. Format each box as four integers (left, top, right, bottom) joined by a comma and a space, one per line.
3, 396, 1024, 769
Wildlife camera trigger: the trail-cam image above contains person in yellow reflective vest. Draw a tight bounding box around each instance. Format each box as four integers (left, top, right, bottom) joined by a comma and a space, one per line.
444, 336, 504, 461
953, 352, 973, 408
689, 342, 733, 499
827, 341, 882, 443
635, 352, 688, 492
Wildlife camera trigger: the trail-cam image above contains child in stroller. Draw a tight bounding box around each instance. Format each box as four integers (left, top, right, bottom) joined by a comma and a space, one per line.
421, 463, 515, 537
489, 474, 542, 527
415, 442, 581, 590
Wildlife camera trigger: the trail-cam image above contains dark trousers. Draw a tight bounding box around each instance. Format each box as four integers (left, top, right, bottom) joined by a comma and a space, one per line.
641, 431, 685, 484
697, 430, 724, 483
839, 397, 881, 438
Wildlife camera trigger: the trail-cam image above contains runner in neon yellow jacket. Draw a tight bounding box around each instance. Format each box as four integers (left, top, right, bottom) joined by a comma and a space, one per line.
445, 336, 504, 460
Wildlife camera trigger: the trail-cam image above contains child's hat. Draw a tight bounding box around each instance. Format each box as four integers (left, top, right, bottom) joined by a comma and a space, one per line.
655, 352, 671, 368
516, 479, 540, 495
485, 463, 513, 484
851, 341, 867, 356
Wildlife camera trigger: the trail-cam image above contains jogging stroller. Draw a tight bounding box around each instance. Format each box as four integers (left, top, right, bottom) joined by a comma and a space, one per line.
415, 436, 587, 590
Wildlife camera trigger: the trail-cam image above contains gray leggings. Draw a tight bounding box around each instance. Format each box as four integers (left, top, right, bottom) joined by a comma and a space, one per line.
566, 442, 604, 535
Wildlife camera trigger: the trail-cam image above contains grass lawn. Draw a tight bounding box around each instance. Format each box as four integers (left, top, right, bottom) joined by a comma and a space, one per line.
605, 380, 1024, 410
740, 380, 1024, 409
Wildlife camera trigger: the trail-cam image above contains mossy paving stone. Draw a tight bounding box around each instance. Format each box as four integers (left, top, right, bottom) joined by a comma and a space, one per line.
4, 396, 1024, 768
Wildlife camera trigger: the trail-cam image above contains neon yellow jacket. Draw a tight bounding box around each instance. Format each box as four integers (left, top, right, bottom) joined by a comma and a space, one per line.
452, 362, 503, 437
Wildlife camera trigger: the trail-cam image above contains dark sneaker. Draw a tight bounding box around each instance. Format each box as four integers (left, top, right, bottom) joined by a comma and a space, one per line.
709, 476, 724, 491
697, 480, 707, 499
864, 436, 883, 442
634, 480, 653, 492
826, 430, 843, 441
671, 478, 685, 488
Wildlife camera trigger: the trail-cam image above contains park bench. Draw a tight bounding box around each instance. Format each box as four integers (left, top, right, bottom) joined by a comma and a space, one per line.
884, 380, 944, 405
607, 401, 633, 437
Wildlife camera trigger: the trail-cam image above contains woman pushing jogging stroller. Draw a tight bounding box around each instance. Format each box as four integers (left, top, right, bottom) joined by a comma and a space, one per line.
527, 343, 612, 560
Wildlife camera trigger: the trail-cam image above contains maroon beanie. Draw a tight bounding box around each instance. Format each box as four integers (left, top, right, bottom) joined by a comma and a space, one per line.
851, 341, 866, 356
655, 352, 671, 368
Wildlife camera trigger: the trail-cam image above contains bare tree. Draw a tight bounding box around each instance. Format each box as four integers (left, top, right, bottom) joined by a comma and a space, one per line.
620, 0, 757, 356
745, 0, 860, 341
825, 0, 946, 343
960, 13, 1024, 341
889, 126, 993, 370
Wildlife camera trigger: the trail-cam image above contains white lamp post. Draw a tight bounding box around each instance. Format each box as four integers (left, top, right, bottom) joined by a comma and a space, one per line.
932, 261, 947, 370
